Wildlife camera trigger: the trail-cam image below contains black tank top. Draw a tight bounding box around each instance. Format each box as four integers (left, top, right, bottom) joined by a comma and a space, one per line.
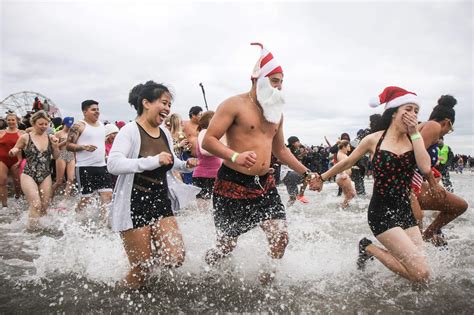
133, 124, 173, 191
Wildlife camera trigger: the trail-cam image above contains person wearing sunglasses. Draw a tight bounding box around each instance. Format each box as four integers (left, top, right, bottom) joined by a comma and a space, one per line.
410, 95, 468, 246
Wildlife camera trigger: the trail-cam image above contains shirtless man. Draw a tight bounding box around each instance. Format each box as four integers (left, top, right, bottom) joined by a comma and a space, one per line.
181, 106, 203, 184
183, 106, 203, 157
66, 100, 113, 219
202, 43, 320, 272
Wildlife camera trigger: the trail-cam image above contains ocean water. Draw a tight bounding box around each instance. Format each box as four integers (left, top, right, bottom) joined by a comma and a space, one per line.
0, 173, 473, 313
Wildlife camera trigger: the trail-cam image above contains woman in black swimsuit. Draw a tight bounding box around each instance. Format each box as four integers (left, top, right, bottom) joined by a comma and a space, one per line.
9, 111, 60, 229
319, 87, 432, 284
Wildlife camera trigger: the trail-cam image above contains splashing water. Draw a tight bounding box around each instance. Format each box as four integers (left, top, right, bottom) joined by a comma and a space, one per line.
1, 173, 473, 312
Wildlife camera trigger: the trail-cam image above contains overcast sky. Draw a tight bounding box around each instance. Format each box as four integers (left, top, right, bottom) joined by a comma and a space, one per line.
1, 0, 473, 154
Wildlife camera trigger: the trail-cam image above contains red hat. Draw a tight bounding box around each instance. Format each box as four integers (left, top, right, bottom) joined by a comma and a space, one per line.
369, 86, 420, 110
116, 121, 126, 129
250, 43, 283, 79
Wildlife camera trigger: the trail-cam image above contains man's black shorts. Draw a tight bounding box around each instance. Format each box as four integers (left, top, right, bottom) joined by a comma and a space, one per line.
76, 166, 113, 196
212, 164, 285, 238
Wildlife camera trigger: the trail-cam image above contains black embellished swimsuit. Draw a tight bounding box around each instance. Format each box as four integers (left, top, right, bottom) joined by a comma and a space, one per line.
368, 131, 418, 236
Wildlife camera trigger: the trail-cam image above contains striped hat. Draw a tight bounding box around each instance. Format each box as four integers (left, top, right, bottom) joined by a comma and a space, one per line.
251, 43, 283, 79
369, 86, 420, 110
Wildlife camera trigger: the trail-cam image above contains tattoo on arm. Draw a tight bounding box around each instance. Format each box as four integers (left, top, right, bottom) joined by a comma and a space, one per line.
66, 123, 82, 152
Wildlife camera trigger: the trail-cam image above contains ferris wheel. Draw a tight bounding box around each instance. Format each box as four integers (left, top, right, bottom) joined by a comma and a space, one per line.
0, 91, 61, 118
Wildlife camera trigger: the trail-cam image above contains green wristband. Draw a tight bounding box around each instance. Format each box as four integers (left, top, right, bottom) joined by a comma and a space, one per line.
231, 152, 239, 163
410, 133, 421, 141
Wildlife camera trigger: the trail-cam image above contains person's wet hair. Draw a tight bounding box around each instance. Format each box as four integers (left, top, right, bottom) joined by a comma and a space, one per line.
428, 95, 457, 124
128, 80, 172, 116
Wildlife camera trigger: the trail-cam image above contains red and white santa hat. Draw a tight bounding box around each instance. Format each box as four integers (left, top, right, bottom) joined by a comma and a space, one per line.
251, 42, 283, 79
369, 86, 420, 110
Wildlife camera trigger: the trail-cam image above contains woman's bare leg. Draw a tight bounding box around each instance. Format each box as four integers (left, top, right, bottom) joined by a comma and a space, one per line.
52, 159, 66, 195
337, 177, 355, 208
418, 183, 468, 242
64, 160, 76, 196
0, 162, 8, 207
152, 216, 185, 268
120, 226, 153, 289
20, 174, 43, 229
366, 227, 429, 283
38, 175, 52, 215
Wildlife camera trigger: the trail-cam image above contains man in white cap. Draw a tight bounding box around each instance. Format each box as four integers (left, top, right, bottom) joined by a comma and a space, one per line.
203, 43, 320, 279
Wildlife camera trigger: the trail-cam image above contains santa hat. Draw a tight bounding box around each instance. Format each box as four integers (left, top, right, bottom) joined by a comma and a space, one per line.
251, 43, 283, 79
369, 86, 420, 110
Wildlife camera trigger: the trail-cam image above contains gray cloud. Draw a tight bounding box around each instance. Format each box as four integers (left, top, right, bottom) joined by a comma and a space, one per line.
1, 1, 472, 154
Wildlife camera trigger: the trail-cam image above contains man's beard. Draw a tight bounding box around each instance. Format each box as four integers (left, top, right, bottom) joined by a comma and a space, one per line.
256, 77, 285, 124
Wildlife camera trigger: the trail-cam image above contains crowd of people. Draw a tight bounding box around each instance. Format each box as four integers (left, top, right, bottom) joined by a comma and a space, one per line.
0, 43, 470, 289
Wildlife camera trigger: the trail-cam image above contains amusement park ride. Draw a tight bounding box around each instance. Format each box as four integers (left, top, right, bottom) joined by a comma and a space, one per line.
0, 91, 61, 118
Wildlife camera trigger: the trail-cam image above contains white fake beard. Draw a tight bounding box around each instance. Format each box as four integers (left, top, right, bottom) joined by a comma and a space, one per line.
256, 77, 285, 124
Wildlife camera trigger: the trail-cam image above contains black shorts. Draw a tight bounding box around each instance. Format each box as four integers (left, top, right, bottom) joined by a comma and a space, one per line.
192, 177, 215, 199
368, 194, 417, 236
76, 166, 113, 196
130, 182, 173, 229
212, 164, 285, 238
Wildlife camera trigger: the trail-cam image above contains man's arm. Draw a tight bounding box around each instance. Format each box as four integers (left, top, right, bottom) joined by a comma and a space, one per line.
66, 122, 85, 152
202, 99, 236, 161
272, 117, 307, 175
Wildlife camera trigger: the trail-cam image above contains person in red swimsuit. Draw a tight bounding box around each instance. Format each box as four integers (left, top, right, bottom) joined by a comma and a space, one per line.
0, 113, 24, 209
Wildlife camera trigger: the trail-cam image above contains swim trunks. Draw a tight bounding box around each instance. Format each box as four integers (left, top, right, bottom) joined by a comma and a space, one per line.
212, 164, 285, 238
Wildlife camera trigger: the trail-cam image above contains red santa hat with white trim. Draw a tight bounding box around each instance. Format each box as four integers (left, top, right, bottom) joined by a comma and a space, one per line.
250, 42, 283, 79
369, 86, 420, 110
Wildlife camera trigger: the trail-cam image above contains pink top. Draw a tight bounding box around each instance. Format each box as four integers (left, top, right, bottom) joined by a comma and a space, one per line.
105, 142, 113, 157
192, 136, 221, 178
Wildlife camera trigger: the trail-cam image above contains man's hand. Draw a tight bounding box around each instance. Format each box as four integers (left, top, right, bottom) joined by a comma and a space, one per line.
235, 151, 257, 168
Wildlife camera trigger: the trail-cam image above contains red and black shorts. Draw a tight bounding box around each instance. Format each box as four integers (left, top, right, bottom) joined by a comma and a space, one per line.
212, 164, 285, 238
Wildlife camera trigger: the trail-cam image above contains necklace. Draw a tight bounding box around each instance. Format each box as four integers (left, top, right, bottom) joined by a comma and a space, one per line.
248, 93, 263, 116
248, 92, 257, 107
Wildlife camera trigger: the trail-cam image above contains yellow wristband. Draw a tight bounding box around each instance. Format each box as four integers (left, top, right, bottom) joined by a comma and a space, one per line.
231, 152, 239, 163
410, 133, 421, 141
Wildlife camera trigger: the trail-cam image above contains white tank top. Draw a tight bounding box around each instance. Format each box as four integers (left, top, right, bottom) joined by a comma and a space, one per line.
76, 120, 106, 167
